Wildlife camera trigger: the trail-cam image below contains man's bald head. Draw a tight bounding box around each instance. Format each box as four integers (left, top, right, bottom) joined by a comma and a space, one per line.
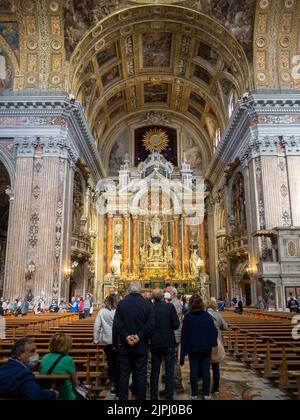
152, 289, 164, 302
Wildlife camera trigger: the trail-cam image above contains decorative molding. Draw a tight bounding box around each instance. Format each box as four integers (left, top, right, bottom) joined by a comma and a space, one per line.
0, 93, 103, 183
29, 212, 39, 247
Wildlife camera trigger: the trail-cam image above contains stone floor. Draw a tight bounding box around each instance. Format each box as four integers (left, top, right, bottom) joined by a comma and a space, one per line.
104, 355, 291, 401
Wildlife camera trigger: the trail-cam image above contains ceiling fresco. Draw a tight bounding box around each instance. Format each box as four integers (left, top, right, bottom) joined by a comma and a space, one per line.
63, 0, 256, 60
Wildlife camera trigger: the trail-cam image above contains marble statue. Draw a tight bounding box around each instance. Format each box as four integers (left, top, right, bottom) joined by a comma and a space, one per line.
151, 216, 162, 238
111, 250, 122, 276
190, 249, 203, 277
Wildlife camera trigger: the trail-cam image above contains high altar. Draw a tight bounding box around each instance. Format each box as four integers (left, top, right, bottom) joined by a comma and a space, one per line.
96, 131, 209, 297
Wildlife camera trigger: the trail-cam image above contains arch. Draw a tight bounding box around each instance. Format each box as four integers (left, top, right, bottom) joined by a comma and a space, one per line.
0, 144, 15, 188
68, 4, 252, 155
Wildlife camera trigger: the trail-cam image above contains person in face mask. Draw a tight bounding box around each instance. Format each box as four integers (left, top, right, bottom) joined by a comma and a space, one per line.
0, 337, 58, 400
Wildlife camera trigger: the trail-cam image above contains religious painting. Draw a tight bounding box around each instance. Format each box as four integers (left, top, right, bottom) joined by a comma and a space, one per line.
63, 0, 125, 59
183, 133, 203, 175
135, 126, 178, 167
142, 33, 172, 68
107, 90, 124, 109
0, 22, 19, 57
188, 106, 202, 121
185, 0, 256, 59
144, 83, 169, 103
198, 41, 219, 66
109, 131, 128, 177
194, 65, 212, 85
190, 92, 206, 109
96, 43, 118, 68
220, 78, 235, 97
109, 105, 125, 121
0, 51, 13, 92
101, 65, 120, 87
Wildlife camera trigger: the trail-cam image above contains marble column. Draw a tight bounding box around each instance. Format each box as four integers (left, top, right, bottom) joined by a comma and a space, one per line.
163, 220, 168, 248
132, 216, 139, 273
106, 215, 113, 274
4, 137, 77, 304
122, 215, 129, 273
173, 216, 181, 273
199, 222, 206, 273
183, 215, 190, 274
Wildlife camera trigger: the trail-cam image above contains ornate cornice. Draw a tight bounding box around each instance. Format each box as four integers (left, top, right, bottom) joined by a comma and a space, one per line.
207, 91, 300, 185
0, 93, 104, 183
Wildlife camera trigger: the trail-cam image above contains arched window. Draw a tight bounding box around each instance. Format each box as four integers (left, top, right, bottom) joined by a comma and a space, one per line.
214, 128, 221, 150
228, 89, 238, 118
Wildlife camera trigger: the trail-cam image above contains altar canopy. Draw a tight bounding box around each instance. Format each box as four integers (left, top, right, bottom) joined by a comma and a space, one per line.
96, 150, 208, 295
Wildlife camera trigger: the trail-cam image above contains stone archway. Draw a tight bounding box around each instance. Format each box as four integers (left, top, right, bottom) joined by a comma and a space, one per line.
0, 160, 10, 297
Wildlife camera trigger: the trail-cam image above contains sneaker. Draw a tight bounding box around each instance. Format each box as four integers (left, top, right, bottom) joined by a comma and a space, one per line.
203, 395, 212, 400
190, 396, 198, 400
212, 389, 220, 395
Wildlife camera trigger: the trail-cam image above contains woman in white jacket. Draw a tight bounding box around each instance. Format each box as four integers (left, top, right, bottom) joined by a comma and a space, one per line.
94, 293, 119, 394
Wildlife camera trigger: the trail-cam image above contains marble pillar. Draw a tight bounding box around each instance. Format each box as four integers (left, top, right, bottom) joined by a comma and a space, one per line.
122, 215, 129, 273
106, 215, 113, 274
132, 216, 139, 273
4, 137, 76, 304
199, 222, 206, 273
173, 216, 180, 273
183, 215, 190, 274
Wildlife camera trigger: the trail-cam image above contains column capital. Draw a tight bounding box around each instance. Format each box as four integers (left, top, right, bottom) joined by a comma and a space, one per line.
14, 136, 38, 157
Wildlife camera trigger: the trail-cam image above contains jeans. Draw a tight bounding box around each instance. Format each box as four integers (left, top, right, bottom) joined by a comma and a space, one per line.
211, 363, 220, 392
84, 309, 90, 318
174, 343, 183, 387
189, 351, 211, 397
118, 344, 148, 400
151, 348, 175, 400
104, 345, 119, 385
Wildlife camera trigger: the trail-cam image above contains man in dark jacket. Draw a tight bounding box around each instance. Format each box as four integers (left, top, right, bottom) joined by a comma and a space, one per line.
113, 282, 155, 400
150, 289, 180, 401
0, 337, 58, 400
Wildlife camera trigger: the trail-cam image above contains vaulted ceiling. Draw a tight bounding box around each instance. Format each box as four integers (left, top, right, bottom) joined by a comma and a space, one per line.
68, 4, 252, 155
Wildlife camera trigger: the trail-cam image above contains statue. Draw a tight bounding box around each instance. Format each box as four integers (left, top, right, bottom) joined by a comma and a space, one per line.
0, 47, 6, 81
151, 216, 162, 238
140, 245, 148, 266
111, 250, 122, 276
166, 245, 173, 264
190, 249, 203, 277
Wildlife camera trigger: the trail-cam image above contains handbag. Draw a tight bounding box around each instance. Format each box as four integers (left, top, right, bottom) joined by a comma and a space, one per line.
211, 338, 226, 364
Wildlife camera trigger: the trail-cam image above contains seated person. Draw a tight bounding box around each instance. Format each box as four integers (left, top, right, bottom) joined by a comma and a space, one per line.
49, 300, 59, 313
39, 333, 78, 400
0, 337, 58, 400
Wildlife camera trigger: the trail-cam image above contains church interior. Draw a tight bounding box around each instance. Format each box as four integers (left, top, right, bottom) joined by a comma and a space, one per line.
0, 0, 300, 401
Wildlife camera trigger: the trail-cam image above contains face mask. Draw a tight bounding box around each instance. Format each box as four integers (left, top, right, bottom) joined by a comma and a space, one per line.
26, 354, 40, 369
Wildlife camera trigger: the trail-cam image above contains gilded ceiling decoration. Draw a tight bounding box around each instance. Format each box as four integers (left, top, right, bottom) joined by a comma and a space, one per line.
68, 4, 251, 156
63, 0, 256, 60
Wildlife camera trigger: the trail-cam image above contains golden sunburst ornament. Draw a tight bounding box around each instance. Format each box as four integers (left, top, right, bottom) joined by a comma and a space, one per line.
143, 129, 169, 153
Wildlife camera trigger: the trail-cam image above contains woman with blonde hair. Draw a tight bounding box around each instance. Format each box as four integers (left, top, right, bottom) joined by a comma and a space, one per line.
207, 298, 229, 395
39, 333, 78, 400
